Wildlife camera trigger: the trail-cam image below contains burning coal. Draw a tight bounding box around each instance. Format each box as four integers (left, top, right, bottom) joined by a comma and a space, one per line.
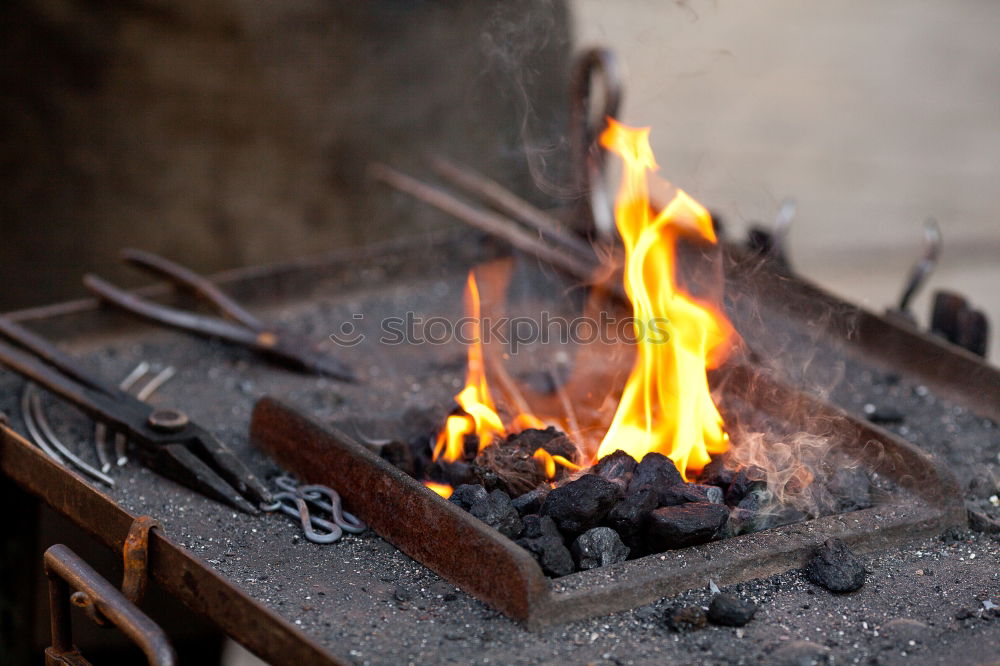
429, 119, 736, 485
406, 118, 879, 575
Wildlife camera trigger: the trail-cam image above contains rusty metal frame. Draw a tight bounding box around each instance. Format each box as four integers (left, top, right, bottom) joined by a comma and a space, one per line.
44, 543, 176, 666
727, 250, 1000, 421
0, 230, 989, 637
0, 424, 345, 665
251, 370, 965, 629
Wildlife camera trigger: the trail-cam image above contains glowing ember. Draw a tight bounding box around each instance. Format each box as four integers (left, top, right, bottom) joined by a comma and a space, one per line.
433, 272, 507, 463
595, 119, 734, 480
423, 481, 454, 499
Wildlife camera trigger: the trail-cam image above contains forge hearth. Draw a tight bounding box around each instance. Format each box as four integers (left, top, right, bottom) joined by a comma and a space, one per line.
2, 229, 996, 662
251, 362, 965, 628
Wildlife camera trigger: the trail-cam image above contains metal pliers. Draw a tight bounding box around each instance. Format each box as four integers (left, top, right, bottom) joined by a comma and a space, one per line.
0, 316, 272, 514
83, 249, 355, 382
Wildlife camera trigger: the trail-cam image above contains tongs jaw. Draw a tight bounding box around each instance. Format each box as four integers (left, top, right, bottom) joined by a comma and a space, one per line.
133, 422, 271, 515
0, 316, 271, 514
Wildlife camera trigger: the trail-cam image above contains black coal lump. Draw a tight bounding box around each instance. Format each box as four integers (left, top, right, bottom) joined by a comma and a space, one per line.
707, 593, 757, 626
511, 485, 549, 516
469, 489, 523, 539
728, 485, 773, 535
606, 485, 659, 547
725, 466, 767, 506
571, 527, 630, 570
698, 456, 735, 488
519, 514, 562, 540
516, 517, 574, 577
804, 538, 866, 592
645, 502, 730, 550
660, 483, 724, 506
444, 461, 477, 486
449, 484, 488, 511
541, 474, 619, 535
591, 449, 637, 494
626, 452, 683, 496
505, 426, 577, 460
664, 605, 707, 632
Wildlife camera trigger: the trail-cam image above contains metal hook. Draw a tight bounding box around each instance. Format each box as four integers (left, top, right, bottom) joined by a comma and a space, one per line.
570, 47, 623, 240
263, 492, 343, 544
898, 217, 942, 314
297, 484, 367, 534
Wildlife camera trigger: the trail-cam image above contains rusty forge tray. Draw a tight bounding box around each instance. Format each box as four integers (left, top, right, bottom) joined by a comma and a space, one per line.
0, 229, 993, 661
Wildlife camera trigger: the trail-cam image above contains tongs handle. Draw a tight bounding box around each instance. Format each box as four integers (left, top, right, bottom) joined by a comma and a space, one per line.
0, 317, 125, 401
84, 275, 263, 349
121, 249, 264, 330
0, 335, 132, 430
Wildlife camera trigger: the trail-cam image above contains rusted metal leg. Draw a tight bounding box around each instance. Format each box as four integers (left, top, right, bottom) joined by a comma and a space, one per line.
43, 517, 175, 666
0, 475, 40, 665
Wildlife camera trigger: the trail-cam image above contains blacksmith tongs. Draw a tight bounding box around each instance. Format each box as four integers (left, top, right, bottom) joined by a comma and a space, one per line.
83, 249, 355, 382
0, 316, 272, 513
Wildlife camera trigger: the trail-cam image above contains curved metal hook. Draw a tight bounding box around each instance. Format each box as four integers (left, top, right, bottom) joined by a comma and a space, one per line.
898, 218, 942, 313
262, 492, 343, 544
298, 484, 367, 534
570, 47, 623, 240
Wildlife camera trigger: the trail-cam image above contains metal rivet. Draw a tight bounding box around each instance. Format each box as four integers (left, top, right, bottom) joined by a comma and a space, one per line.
147, 409, 189, 432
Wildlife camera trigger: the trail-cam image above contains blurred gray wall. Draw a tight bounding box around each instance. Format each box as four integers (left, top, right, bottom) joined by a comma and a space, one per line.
574, 0, 1000, 359
0, 0, 572, 310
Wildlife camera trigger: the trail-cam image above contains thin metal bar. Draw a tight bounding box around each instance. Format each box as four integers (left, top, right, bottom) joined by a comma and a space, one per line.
20, 387, 64, 465
135, 366, 175, 401
94, 422, 113, 473
429, 155, 598, 262
84, 275, 262, 347
119, 361, 151, 392
370, 163, 609, 292
107, 361, 151, 467
122, 248, 265, 330
29, 389, 115, 487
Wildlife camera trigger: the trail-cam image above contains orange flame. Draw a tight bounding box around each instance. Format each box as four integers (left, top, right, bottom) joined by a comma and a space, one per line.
595, 119, 733, 479
433, 272, 507, 463
532, 447, 582, 480
423, 481, 454, 499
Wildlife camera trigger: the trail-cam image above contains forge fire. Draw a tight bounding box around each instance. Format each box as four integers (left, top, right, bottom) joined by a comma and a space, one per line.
375, 121, 882, 577
4, 4, 998, 662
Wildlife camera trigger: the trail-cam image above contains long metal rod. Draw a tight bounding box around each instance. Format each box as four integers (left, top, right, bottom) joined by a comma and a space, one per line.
428, 155, 598, 263
370, 163, 608, 290
109, 361, 153, 466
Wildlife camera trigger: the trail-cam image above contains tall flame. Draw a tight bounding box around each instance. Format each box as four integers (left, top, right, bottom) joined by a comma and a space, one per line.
595, 119, 733, 479
433, 272, 507, 463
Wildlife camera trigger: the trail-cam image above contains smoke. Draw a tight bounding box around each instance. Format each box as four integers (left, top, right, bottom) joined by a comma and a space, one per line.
477, 0, 577, 200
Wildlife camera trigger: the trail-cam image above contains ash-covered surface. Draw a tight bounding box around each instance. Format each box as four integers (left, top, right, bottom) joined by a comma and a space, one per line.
1, 250, 998, 665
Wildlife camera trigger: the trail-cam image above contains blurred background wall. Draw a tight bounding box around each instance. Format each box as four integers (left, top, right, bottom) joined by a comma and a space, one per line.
0, 0, 996, 352
0, 0, 572, 308
575, 0, 1000, 360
